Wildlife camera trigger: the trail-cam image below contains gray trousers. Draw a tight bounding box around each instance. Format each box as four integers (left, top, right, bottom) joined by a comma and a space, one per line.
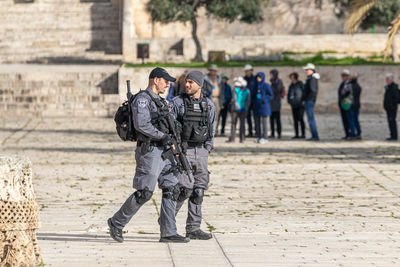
230, 111, 247, 142
111, 145, 179, 237
175, 146, 209, 233
255, 116, 268, 139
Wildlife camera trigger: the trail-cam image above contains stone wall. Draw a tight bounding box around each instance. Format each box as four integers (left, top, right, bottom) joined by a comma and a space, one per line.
0, 0, 122, 64
119, 65, 399, 113
0, 64, 396, 118
130, 0, 345, 39
123, 0, 397, 63
1, 0, 395, 64
0, 65, 120, 117
125, 34, 400, 63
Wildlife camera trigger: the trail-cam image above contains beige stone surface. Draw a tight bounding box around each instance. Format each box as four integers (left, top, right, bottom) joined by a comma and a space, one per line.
0, 64, 121, 117
126, 34, 400, 63
125, 0, 398, 63
0, 0, 122, 64
131, 0, 345, 39
1, 0, 394, 64
1, 114, 399, 266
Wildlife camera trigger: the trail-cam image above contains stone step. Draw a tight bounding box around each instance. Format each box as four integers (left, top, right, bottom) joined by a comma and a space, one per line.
0, 64, 121, 117
0, 0, 121, 63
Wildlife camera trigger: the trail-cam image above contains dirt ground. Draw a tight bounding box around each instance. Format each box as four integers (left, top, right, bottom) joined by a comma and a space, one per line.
1, 113, 400, 266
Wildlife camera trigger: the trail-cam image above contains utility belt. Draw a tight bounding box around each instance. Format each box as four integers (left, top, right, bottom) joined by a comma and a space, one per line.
137, 140, 164, 147
187, 142, 204, 148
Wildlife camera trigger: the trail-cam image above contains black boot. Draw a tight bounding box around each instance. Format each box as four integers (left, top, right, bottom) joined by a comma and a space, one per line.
159, 234, 190, 243
108, 218, 124, 243
186, 229, 212, 240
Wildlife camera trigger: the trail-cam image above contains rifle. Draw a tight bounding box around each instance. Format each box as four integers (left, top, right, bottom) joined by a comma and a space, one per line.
126, 80, 134, 100
126, 80, 135, 141
161, 115, 194, 184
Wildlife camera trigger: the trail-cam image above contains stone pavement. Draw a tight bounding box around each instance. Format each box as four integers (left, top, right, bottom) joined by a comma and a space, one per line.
0, 114, 399, 266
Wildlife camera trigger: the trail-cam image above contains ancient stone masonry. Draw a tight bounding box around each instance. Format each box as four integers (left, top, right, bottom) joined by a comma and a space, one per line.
0, 65, 120, 117
0, 0, 122, 64
0, 155, 42, 266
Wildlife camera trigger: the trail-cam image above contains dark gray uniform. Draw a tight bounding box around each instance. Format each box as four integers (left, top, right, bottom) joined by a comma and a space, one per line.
169, 94, 216, 233
111, 88, 180, 237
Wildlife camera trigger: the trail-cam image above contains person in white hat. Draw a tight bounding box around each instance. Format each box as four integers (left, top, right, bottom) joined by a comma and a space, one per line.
227, 77, 251, 143
338, 69, 350, 139
303, 63, 320, 141
243, 64, 257, 137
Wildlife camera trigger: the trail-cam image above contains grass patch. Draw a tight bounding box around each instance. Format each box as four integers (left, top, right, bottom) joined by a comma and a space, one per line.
205, 221, 216, 232
138, 230, 152, 234
152, 198, 160, 217
124, 53, 399, 68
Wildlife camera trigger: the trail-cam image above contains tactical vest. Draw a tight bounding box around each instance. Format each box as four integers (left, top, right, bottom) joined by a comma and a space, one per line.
136, 90, 171, 142
181, 95, 212, 144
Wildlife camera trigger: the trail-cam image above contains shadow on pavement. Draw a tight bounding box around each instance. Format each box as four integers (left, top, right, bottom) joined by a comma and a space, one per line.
0, 127, 114, 136
4, 144, 398, 164
37, 232, 159, 243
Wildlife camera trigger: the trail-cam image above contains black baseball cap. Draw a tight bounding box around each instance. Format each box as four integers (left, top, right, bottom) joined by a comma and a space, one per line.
149, 67, 176, 82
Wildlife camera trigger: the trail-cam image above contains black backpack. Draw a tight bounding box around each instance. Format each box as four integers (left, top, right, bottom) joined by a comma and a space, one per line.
289, 81, 304, 108
114, 80, 138, 142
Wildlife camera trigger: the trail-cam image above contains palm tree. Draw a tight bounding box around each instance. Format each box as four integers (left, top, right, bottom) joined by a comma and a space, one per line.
344, 0, 400, 62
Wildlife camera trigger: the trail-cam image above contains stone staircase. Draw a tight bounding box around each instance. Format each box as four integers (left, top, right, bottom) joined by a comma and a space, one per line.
0, 65, 121, 117
0, 0, 122, 64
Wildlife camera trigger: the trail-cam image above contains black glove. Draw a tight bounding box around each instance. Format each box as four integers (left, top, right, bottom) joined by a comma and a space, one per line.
161, 134, 172, 146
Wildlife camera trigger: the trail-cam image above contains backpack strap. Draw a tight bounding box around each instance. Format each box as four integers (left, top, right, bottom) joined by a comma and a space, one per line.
143, 89, 166, 108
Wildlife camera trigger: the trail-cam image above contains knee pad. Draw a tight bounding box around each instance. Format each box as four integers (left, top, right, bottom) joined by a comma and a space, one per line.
189, 187, 204, 205
162, 185, 181, 201
177, 187, 193, 202
134, 188, 153, 205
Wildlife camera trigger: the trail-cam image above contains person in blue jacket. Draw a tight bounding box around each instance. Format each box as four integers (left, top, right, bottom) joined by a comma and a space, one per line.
254, 72, 274, 144
166, 82, 175, 102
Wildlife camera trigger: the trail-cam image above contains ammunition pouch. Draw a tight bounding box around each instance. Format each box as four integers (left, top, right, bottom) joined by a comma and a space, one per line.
162, 185, 181, 201
178, 187, 193, 202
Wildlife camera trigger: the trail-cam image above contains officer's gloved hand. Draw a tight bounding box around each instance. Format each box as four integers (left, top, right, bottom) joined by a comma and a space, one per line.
161, 134, 172, 147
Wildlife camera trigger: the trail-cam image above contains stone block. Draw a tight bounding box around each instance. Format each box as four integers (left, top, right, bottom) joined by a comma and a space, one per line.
91, 96, 100, 102
0, 156, 42, 266
58, 80, 75, 87
13, 81, 26, 88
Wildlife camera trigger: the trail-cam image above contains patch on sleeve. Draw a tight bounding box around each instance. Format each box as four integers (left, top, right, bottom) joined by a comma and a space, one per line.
137, 98, 148, 108
168, 102, 174, 112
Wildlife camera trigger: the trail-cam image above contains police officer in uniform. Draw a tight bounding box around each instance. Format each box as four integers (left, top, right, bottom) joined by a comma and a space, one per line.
169, 70, 216, 240
108, 67, 190, 243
